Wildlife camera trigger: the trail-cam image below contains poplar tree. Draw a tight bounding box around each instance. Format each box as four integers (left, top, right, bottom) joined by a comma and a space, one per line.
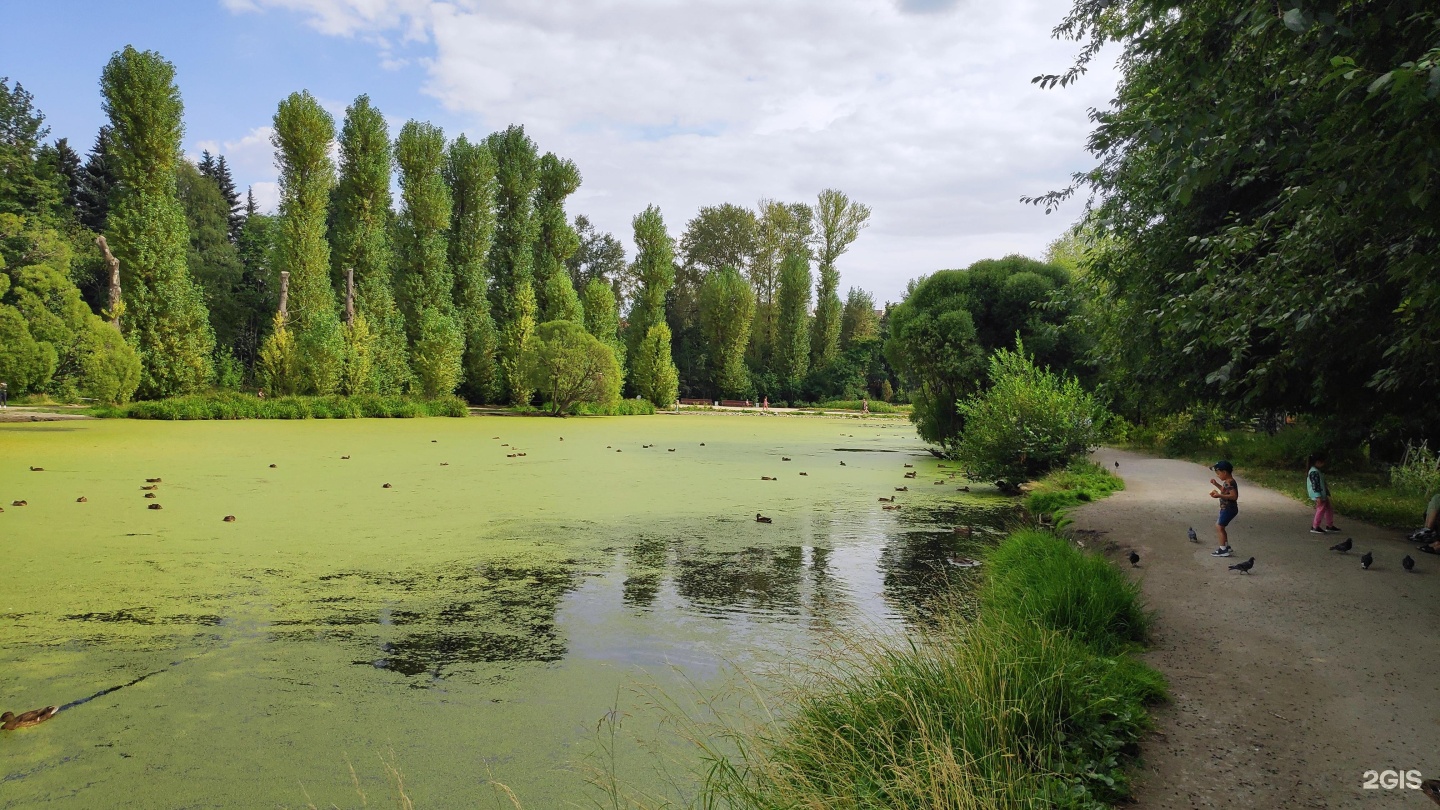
533, 153, 584, 324
839, 287, 879, 349
444, 134, 500, 401
101, 46, 216, 397
484, 125, 541, 404
581, 276, 624, 372
774, 248, 812, 396
699, 266, 756, 398
625, 205, 675, 362
332, 95, 409, 393
810, 189, 870, 367
747, 200, 812, 372
394, 120, 462, 397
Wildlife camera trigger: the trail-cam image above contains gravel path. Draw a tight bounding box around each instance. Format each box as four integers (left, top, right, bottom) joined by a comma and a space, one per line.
1076, 448, 1439, 808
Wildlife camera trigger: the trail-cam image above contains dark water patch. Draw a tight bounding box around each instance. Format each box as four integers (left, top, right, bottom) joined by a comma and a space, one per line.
64, 609, 155, 625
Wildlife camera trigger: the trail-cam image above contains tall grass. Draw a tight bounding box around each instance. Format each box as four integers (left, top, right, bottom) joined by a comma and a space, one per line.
1023, 462, 1125, 522
93, 392, 468, 420
568, 399, 658, 416
694, 529, 1164, 810
816, 400, 910, 415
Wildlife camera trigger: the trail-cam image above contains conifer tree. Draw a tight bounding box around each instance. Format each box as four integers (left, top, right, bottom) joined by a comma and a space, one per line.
199, 151, 242, 242
234, 187, 275, 373
76, 126, 116, 232
177, 160, 243, 370
484, 125, 541, 404
443, 134, 500, 401
266, 90, 344, 394
331, 95, 409, 393
100, 46, 216, 396
394, 120, 462, 397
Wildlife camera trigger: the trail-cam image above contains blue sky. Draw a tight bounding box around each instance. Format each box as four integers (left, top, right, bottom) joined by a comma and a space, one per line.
3, 0, 1118, 303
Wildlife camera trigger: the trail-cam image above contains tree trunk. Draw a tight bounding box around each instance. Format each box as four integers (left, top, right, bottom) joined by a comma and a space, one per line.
345, 268, 355, 327
278, 271, 290, 324
96, 236, 122, 331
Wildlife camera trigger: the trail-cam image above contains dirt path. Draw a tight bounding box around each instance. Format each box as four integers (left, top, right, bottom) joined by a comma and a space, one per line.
0, 407, 92, 422
1077, 448, 1439, 809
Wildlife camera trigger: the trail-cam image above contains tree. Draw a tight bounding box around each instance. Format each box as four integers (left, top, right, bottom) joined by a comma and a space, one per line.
672, 203, 758, 397
580, 276, 624, 370
444, 133, 500, 402
533, 153, 583, 323
234, 188, 275, 376
76, 127, 116, 233
0, 78, 61, 220
839, 287, 879, 349
332, 95, 409, 394
267, 90, 344, 394
773, 248, 812, 397
394, 120, 462, 398
567, 214, 627, 299
100, 46, 216, 397
44, 138, 82, 214
884, 255, 1078, 453
198, 150, 241, 241
699, 266, 755, 398
1036, 0, 1440, 443
625, 204, 675, 380
632, 321, 679, 407
953, 340, 1108, 487
809, 189, 870, 368
747, 199, 812, 374
177, 161, 244, 370
485, 125, 541, 404
521, 319, 622, 416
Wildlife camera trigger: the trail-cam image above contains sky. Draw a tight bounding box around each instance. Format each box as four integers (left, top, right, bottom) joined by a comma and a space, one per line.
2, 0, 1117, 303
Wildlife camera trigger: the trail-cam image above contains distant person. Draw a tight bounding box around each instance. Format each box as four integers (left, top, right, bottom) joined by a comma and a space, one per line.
257, 389, 266, 400
0, 380, 7, 408
862, 397, 869, 415
762, 396, 768, 411
1307, 453, 1339, 534
1210, 460, 1240, 557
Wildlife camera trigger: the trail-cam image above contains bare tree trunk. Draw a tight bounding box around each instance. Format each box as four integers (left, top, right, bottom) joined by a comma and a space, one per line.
278, 271, 290, 325
345, 268, 355, 327
96, 236, 122, 331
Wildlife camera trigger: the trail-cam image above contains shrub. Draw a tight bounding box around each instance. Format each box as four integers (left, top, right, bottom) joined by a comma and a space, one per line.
78, 321, 142, 405
104, 392, 466, 420
567, 398, 656, 416
954, 341, 1109, 486
1391, 442, 1440, 497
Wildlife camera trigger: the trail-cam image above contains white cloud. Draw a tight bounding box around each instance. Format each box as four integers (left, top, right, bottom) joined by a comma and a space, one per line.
223, 0, 1115, 300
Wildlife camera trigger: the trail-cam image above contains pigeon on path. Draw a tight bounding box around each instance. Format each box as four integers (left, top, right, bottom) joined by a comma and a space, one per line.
1187, 527, 1199, 543
1421, 777, 1440, 805
1361, 551, 1374, 570
1228, 557, 1255, 574
1403, 555, 1416, 572
1128, 550, 1140, 567
1328, 537, 1353, 553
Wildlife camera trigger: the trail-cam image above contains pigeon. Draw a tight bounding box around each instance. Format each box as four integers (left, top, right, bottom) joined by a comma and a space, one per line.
1328, 537, 1352, 553
1228, 557, 1255, 573
1403, 554, 1416, 572
1128, 550, 1140, 567
1420, 777, 1440, 805
1187, 527, 1198, 543
1360, 551, 1374, 570
1114, 461, 1120, 469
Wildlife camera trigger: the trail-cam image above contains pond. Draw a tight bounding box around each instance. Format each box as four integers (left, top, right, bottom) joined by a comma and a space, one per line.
0, 413, 1012, 808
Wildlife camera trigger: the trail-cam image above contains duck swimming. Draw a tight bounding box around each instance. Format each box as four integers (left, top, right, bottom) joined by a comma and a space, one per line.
2, 707, 58, 730
146, 478, 161, 483
148, 503, 162, 510
223, 515, 236, 522
895, 486, 908, 492
29, 467, 43, 472
755, 513, 772, 523
76, 496, 87, 503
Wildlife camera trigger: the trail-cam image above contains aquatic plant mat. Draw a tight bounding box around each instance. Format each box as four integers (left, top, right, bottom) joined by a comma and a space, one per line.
0, 414, 1011, 807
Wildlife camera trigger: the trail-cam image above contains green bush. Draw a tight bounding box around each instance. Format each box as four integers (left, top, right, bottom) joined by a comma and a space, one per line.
102, 392, 466, 420
1025, 461, 1126, 520
1127, 405, 1228, 455
566, 398, 657, 416
699, 529, 1163, 809
954, 341, 1109, 486
816, 399, 908, 414
1390, 442, 1440, 497
521, 320, 621, 416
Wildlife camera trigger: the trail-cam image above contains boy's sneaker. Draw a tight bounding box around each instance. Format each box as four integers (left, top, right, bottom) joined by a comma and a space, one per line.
1325, 526, 1341, 532
1211, 546, 1234, 557
1309, 527, 1326, 534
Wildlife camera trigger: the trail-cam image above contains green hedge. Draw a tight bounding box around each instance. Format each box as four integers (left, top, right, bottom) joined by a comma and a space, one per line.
93, 392, 468, 420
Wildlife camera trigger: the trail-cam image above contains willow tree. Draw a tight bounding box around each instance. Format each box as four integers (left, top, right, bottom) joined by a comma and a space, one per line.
332, 94, 409, 393
100, 46, 215, 396
444, 134, 500, 402
533, 153, 583, 324
699, 266, 756, 398
395, 121, 461, 398
266, 90, 344, 394
484, 125, 541, 404
773, 249, 812, 396
810, 189, 870, 368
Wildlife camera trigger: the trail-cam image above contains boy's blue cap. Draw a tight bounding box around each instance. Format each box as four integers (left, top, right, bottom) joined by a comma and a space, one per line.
1212, 460, 1234, 472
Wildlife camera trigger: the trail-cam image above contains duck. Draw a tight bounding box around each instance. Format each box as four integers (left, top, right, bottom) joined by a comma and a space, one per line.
144, 493, 157, 499
11, 500, 27, 507
2, 706, 58, 730
782, 457, 792, 462
223, 515, 236, 522
761, 476, 775, 481
29, 466, 44, 472
516, 453, 527, 457
904, 471, 917, 479
382, 483, 392, 489
798, 472, 807, 476
953, 526, 973, 536
668, 448, 676, 452
141, 485, 158, 491
903, 464, 913, 468
616, 449, 623, 453
341, 455, 350, 460
268, 463, 277, 469
947, 556, 982, 569
148, 503, 162, 510
146, 478, 162, 483
879, 496, 894, 503
431, 440, 438, 443
440, 462, 449, 466
503, 443, 510, 447
895, 486, 908, 492
76, 496, 87, 503
755, 513, 772, 524
839, 461, 846, 466
957, 486, 970, 492
882, 504, 901, 511
934, 480, 944, 485
700, 443, 706, 446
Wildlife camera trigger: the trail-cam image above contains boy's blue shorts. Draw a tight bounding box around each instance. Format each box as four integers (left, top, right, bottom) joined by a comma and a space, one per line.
1218, 503, 1239, 527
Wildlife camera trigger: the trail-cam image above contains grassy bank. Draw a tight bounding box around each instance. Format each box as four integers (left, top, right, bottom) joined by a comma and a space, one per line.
1125, 422, 1427, 529
91, 392, 468, 420
698, 529, 1164, 809
1024, 461, 1126, 522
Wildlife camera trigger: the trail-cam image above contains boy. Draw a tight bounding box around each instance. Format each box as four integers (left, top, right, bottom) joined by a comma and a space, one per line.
1210, 460, 1239, 557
